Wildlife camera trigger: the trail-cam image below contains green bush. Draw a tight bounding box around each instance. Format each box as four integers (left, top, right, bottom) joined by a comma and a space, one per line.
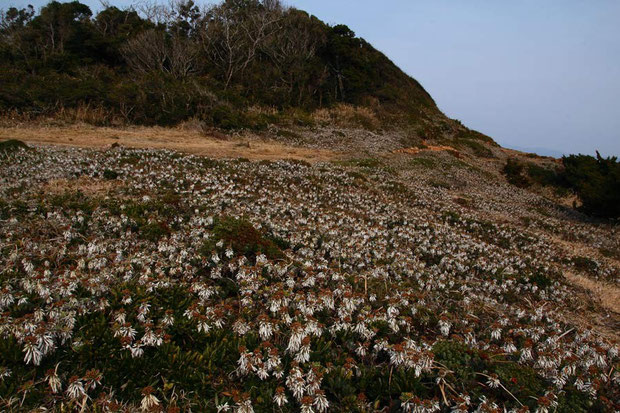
561, 153, 620, 218
458, 139, 495, 158
432, 340, 482, 385
526, 163, 560, 186
0, 0, 448, 131
571, 256, 598, 274
201, 217, 285, 260
0, 139, 29, 154
139, 221, 171, 242
102, 169, 119, 180
503, 158, 530, 188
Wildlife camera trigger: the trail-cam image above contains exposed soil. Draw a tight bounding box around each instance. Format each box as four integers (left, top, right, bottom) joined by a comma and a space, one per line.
0, 124, 339, 163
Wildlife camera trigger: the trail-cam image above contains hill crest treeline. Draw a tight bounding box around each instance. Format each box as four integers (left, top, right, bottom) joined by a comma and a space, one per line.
0, 0, 439, 127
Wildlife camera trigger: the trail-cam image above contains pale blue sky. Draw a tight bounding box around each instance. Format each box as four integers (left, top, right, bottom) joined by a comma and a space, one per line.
9, 0, 620, 156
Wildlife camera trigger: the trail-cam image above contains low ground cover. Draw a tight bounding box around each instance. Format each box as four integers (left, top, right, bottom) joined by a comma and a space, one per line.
0, 144, 618, 411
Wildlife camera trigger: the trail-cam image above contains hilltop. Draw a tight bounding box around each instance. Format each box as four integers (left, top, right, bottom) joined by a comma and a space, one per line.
0, 0, 497, 153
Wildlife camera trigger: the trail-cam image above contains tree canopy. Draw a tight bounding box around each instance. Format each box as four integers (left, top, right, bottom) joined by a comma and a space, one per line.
0, 0, 438, 127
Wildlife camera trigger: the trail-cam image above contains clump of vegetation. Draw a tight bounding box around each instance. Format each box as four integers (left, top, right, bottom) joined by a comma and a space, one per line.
0, 146, 618, 412
457, 138, 495, 158
140, 220, 171, 242
0, 0, 440, 130
340, 157, 383, 169
503, 158, 563, 189
429, 179, 451, 189
202, 216, 285, 260
526, 163, 559, 186
408, 157, 436, 168
312, 104, 380, 130
561, 152, 620, 218
571, 256, 598, 275
502, 158, 530, 188
504, 153, 620, 219
102, 169, 119, 180
0, 139, 29, 154
456, 127, 497, 145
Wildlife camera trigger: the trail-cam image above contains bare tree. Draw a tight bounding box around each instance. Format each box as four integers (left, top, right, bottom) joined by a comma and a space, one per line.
169, 35, 201, 77
0, 6, 36, 70
121, 29, 200, 78
134, 0, 174, 26
121, 29, 168, 74
262, 9, 325, 103
199, 1, 282, 89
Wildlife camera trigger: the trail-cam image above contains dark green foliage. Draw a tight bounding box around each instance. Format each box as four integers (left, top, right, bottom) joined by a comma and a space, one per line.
502, 158, 530, 188
525, 270, 554, 289
502, 154, 620, 218
139, 221, 171, 242
572, 256, 598, 275
556, 387, 607, 412
0, 0, 441, 129
0, 285, 241, 408
493, 362, 545, 409
459, 139, 495, 158
102, 169, 119, 179
455, 130, 496, 157
339, 158, 382, 169
526, 163, 560, 186
457, 128, 497, 145
561, 153, 620, 218
202, 217, 285, 260
49, 190, 95, 214
408, 157, 436, 168
599, 247, 620, 260
429, 179, 451, 189
433, 340, 481, 383
0, 139, 29, 153
504, 159, 562, 189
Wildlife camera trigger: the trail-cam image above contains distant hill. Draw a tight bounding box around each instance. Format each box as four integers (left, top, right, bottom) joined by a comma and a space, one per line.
508, 145, 565, 158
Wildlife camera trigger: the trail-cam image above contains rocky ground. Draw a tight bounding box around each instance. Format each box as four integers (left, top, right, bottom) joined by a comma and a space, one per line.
0, 140, 618, 412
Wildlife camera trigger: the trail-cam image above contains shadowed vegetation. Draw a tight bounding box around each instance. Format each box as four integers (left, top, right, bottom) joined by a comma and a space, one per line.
0, 0, 440, 130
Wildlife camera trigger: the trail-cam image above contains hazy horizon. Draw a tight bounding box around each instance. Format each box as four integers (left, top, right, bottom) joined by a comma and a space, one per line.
7, 0, 620, 157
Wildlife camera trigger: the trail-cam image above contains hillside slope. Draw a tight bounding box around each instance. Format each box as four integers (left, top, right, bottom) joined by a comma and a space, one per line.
0, 143, 618, 411
0, 0, 486, 149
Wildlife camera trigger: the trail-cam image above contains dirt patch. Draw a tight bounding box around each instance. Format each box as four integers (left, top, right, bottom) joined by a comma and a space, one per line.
43, 177, 120, 197
395, 144, 458, 156
0, 124, 339, 163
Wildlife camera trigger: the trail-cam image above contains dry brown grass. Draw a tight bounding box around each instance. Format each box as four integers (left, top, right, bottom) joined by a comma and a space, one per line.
0, 124, 339, 162
561, 271, 620, 342
312, 104, 380, 130
0, 104, 124, 128
395, 144, 458, 156
43, 177, 122, 197
564, 271, 620, 314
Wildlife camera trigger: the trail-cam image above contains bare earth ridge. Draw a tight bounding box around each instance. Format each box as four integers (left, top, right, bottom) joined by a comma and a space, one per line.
0, 124, 338, 162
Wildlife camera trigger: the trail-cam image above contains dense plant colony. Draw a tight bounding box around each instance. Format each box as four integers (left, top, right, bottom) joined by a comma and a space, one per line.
502, 154, 620, 219
0, 145, 618, 412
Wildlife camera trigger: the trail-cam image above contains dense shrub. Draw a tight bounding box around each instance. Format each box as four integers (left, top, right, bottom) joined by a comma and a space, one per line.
561, 153, 620, 218
503, 153, 619, 219
502, 158, 530, 188
0, 0, 440, 129
458, 138, 495, 158
526, 163, 560, 186
0, 139, 29, 154
201, 217, 285, 260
